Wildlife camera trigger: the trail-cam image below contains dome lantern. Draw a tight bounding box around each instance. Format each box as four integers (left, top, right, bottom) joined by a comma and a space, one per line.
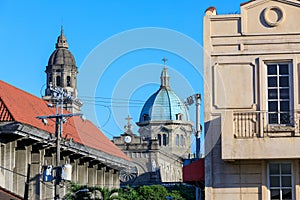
160, 57, 170, 89
56, 26, 69, 49
138, 59, 189, 124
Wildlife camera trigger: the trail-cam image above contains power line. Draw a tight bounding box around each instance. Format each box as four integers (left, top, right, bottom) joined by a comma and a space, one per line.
0, 165, 26, 177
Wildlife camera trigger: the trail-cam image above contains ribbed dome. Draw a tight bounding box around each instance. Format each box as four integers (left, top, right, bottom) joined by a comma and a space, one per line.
139, 87, 189, 123
139, 60, 189, 123
48, 48, 76, 66
47, 26, 76, 66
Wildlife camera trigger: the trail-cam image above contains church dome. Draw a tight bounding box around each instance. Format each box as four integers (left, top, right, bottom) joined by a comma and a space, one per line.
139, 61, 189, 123
47, 27, 76, 67
48, 48, 76, 66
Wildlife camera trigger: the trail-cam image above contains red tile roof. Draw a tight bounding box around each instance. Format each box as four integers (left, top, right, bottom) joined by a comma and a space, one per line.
0, 186, 23, 200
0, 80, 130, 161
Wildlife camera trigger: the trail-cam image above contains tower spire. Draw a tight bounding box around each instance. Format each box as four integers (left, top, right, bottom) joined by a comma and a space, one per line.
160, 57, 170, 89
60, 25, 64, 36
56, 26, 68, 49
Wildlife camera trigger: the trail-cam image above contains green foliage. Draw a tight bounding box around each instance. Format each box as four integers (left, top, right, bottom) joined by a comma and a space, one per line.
119, 185, 185, 200
166, 185, 196, 200
63, 182, 121, 200
118, 186, 139, 200
136, 185, 167, 200
64, 183, 195, 200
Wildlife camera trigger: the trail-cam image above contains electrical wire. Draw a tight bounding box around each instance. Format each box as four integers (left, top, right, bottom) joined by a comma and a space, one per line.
0, 165, 26, 177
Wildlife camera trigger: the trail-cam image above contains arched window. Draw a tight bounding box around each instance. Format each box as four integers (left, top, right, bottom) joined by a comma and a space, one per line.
67, 76, 71, 87
143, 114, 149, 121
56, 75, 61, 86
48, 74, 52, 84
163, 134, 167, 146
157, 134, 161, 146
176, 113, 183, 120
175, 134, 179, 146
180, 135, 184, 146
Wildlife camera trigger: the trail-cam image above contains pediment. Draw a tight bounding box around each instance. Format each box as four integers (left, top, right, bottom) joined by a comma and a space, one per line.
241, 0, 300, 34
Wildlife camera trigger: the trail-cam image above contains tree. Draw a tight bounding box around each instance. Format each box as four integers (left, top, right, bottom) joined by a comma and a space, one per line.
63, 183, 120, 200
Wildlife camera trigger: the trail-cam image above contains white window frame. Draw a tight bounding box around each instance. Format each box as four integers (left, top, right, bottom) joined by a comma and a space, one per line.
267, 162, 294, 200
265, 62, 293, 125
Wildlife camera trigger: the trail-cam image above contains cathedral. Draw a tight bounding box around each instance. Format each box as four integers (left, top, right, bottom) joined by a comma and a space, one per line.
112, 60, 193, 186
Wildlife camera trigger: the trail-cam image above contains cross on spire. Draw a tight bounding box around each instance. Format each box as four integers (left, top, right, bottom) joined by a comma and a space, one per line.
124, 115, 133, 131
162, 57, 168, 66
160, 57, 170, 89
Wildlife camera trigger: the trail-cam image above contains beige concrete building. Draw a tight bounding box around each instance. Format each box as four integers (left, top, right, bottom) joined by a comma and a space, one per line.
204, 0, 300, 199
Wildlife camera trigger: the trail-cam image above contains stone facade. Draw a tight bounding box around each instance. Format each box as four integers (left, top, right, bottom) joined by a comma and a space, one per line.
43, 27, 82, 113
113, 119, 192, 186
204, 0, 300, 199
113, 64, 193, 186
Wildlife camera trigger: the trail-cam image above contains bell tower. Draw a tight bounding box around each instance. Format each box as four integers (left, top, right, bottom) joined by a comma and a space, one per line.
43, 27, 82, 113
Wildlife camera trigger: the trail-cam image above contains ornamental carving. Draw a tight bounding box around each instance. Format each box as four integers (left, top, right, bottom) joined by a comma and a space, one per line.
263, 6, 285, 27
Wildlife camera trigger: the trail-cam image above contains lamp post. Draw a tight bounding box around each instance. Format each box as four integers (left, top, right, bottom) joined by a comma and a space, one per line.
37, 84, 82, 200
185, 94, 201, 200
185, 94, 201, 159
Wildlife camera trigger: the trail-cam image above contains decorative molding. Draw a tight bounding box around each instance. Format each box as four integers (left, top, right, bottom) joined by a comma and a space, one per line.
263, 6, 285, 27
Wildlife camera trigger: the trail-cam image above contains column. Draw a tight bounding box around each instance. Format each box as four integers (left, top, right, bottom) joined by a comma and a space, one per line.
96, 166, 104, 188
30, 151, 41, 200
88, 165, 96, 186
14, 145, 27, 196
78, 163, 87, 185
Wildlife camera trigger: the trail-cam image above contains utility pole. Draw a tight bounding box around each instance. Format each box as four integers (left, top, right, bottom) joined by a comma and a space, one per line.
185, 93, 201, 158
37, 84, 82, 200
185, 93, 202, 200
195, 94, 201, 159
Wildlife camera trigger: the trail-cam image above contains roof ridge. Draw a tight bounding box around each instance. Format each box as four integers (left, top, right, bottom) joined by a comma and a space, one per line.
0, 97, 14, 122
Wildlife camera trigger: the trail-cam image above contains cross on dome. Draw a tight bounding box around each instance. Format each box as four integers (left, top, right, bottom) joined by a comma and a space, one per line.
160, 57, 170, 89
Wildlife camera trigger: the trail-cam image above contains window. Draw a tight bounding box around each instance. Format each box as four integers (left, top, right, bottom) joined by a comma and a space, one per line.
180, 135, 184, 146
175, 134, 179, 146
56, 75, 61, 86
48, 74, 52, 84
162, 134, 167, 146
176, 113, 183, 120
266, 63, 292, 125
143, 114, 149, 121
268, 162, 293, 200
157, 134, 161, 146
67, 76, 71, 87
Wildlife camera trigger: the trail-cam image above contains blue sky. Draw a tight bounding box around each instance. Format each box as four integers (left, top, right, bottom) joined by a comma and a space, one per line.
0, 0, 244, 153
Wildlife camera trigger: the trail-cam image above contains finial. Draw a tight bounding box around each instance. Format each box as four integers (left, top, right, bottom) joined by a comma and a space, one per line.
60, 25, 64, 36
124, 115, 133, 131
162, 57, 168, 67
160, 57, 170, 89
56, 25, 68, 49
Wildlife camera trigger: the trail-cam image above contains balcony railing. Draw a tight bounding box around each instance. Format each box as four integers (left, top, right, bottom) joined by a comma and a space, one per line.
233, 111, 300, 138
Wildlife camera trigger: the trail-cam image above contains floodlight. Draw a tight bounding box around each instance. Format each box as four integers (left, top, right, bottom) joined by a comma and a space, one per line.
42, 118, 48, 125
